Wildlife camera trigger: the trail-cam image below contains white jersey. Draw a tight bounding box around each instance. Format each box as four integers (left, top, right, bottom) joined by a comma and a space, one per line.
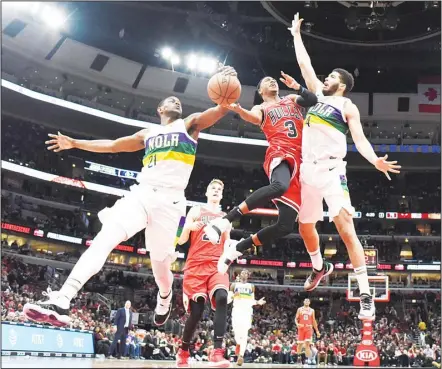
137, 119, 197, 191
232, 282, 255, 310
302, 92, 351, 163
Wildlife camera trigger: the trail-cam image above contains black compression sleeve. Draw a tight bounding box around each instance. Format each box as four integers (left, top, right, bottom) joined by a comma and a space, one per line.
295, 86, 318, 108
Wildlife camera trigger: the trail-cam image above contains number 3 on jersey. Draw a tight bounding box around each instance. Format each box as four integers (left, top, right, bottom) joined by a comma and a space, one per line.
284, 120, 298, 138
202, 234, 220, 244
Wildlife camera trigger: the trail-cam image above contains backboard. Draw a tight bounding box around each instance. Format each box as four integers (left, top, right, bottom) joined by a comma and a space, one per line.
347, 275, 390, 302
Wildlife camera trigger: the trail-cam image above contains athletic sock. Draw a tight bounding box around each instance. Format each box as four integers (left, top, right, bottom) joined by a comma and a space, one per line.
308, 249, 324, 271
354, 266, 371, 296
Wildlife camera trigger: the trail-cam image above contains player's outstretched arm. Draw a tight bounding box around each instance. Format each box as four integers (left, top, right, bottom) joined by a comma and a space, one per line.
177, 206, 203, 245
185, 65, 238, 133
45, 129, 148, 153
224, 103, 263, 125
346, 103, 401, 180
289, 13, 324, 94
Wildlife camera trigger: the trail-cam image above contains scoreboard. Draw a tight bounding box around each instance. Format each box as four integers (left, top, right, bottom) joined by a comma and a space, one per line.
364, 249, 378, 269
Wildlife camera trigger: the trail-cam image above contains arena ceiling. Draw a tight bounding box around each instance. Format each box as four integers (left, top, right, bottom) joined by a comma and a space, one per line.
18, 2, 442, 92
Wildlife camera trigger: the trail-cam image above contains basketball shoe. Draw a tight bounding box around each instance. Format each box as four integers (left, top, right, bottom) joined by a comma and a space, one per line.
358, 293, 376, 321
303, 261, 334, 291
217, 239, 243, 274
176, 348, 190, 368
208, 348, 230, 368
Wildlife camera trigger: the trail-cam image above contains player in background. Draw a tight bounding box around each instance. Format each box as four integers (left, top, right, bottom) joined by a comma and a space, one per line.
175, 179, 232, 368
295, 298, 320, 366
229, 269, 266, 366
23, 66, 238, 328
205, 73, 325, 276
289, 13, 401, 319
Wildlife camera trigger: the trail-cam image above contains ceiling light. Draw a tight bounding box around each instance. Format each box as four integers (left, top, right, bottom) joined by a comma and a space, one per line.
161, 47, 173, 59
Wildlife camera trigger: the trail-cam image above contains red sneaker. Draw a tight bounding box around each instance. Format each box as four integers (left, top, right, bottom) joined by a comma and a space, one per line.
176, 348, 190, 368
209, 348, 230, 368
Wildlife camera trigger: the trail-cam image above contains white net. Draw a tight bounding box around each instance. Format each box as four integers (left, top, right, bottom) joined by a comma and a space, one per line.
347, 275, 389, 302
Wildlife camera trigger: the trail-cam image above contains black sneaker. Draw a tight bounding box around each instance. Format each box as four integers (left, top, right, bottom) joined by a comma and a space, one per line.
153, 292, 173, 326
304, 261, 334, 292
23, 288, 70, 327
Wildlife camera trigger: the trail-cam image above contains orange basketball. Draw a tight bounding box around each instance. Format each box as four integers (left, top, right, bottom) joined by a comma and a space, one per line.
207, 73, 241, 105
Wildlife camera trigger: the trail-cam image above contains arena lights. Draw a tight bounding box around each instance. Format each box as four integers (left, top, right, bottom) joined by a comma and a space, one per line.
6, 2, 68, 30
160, 47, 218, 74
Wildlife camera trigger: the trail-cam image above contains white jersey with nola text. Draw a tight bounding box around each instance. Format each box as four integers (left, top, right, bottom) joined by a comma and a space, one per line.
232, 282, 255, 310
303, 91, 351, 163
137, 119, 197, 190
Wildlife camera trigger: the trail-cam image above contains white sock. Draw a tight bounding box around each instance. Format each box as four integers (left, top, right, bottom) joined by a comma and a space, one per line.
354, 266, 371, 296
308, 249, 323, 271
59, 224, 127, 302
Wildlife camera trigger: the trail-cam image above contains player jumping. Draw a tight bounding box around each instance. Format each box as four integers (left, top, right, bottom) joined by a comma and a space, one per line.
295, 298, 320, 365
23, 66, 238, 328
229, 269, 266, 366
204, 73, 324, 277
290, 13, 401, 320
175, 179, 232, 368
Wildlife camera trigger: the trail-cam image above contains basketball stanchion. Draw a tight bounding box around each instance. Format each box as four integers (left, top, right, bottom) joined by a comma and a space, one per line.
353, 319, 380, 366
347, 274, 389, 367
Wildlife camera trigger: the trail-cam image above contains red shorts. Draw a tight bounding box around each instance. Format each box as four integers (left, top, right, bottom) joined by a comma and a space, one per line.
263, 146, 301, 212
183, 262, 229, 312
297, 326, 313, 342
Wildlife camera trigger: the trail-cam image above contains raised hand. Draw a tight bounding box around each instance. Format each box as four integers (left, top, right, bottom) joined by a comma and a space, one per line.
223, 103, 243, 113
288, 12, 304, 36
257, 297, 266, 305
217, 63, 238, 77
374, 154, 401, 180
188, 221, 205, 232
280, 71, 301, 90
45, 132, 75, 152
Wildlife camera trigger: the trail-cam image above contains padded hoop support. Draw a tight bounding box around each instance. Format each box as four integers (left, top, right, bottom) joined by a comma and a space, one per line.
353, 320, 380, 366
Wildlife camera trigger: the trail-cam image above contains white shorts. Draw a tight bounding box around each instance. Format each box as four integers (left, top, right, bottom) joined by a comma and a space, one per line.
98, 183, 186, 261
232, 307, 253, 333
298, 159, 355, 224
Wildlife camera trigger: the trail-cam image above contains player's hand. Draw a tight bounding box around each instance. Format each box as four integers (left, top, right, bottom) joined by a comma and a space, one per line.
217, 63, 237, 78
223, 103, 242, 112
374, 154, 401, 180
316, 331, 321, 338
257, 297, 266, 305
288, 12, 304, 36
188, 221, 205, 231
280, 71, 301, 90
46, 132, 75, 152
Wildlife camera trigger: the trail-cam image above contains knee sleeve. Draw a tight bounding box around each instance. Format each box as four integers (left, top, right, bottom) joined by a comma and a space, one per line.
189, 298, 205, 320
268, 180, 289, 198
273, 203, 297, 237
214, 289, 228, 306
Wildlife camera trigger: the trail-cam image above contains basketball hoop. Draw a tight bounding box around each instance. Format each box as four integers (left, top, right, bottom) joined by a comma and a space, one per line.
347, 275, 390, 303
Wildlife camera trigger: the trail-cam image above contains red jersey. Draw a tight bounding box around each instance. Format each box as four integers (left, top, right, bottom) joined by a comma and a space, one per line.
297, 307, 314, 326
185, 206, 227, 269
260, 96, 304, 151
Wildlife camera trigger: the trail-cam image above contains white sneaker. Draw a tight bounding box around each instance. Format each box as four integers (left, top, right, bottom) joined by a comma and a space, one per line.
217, 239, 243, 274
358, 293, 376, 321
204, 218, 231, 244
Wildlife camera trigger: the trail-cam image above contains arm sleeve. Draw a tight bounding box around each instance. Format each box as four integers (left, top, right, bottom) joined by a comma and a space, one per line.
295, 86, 318, 108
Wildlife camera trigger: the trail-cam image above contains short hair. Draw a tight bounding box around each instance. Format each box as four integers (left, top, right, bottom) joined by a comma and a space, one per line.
333, 68, 354, 94
208, 178, 224, 189
158, 98, 167, 109
253, 77, 266, 105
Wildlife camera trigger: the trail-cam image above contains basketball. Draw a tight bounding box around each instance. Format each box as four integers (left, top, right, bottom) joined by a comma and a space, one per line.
207, 73, 242, 105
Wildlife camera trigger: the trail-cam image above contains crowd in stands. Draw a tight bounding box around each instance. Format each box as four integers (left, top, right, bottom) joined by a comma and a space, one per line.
2, 117, 441, 215
1, 253, 441, 366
